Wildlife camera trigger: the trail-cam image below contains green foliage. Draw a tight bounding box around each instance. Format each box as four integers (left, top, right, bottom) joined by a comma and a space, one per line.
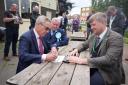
124, 31, 128, 44
124, 37, 128, 44
124, 31, 128, 38
92, 0, 128, 17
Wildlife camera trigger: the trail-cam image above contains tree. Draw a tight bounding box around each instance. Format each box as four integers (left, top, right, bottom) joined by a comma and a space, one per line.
58, 0, 74, 15
92, 0, 128, 17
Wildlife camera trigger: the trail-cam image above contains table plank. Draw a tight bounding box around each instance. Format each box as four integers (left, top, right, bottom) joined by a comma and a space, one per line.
26, 62, 62, 85
6, 63, 48, 85
49, 63, 76, 85
49, 41, 88, 85
70, 51, 90, 85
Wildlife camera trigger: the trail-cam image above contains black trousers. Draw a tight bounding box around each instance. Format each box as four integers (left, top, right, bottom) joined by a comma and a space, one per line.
4, 27, 19, 56
90, 68, 105, 85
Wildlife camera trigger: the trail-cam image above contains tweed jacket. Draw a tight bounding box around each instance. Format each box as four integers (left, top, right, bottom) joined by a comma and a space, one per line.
77, 29, 125, 85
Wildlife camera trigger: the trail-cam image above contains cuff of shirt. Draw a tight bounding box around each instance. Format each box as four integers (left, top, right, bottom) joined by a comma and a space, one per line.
52, 44, 57, 47
42, 54, 47, 61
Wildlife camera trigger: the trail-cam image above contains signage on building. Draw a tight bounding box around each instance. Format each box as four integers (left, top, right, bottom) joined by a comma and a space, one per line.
80, 7, 91, 24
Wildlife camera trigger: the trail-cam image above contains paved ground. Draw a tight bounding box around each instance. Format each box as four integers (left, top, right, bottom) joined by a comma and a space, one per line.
0, 21, 128, 85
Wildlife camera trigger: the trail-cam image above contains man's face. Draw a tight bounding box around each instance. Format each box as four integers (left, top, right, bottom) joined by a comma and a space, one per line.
36, 22, 51, 37
11, 4, 17, 12
90, 20, 104, 35
107, 10, 116, 16
51, 21, 60, 30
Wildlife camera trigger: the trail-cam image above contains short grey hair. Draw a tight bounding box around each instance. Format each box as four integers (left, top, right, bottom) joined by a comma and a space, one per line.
52, 17, 61, 23
36, 15, 50, 24
88, 12, 107, 25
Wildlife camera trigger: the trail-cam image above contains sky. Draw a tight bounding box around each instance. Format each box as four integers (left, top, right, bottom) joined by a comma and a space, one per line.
68, 0, 92, 15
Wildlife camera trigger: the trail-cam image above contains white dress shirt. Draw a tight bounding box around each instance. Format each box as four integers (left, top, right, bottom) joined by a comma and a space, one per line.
98, 27, 108, 43
109, 16, 116, 29
33, 29, 47, 61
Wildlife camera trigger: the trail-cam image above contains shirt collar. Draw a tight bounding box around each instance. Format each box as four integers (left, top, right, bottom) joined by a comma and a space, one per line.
99, 27, 107, 40
33, 28, 39, 39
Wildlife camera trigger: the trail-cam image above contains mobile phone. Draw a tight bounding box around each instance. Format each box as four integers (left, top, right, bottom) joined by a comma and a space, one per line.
63, 55, 69, 63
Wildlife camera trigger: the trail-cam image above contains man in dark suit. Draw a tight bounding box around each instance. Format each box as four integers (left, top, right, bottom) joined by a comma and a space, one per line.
68, 12, 125, 85
44, 18, 69, 50
59, 12, 68, 33
3, 4, 23, 61
107, 6, 125, 36
29, 6, 40, 29
16, 15, 58, 73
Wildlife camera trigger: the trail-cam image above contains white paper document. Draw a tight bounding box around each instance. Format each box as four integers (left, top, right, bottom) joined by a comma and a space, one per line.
53, 55, 66, 62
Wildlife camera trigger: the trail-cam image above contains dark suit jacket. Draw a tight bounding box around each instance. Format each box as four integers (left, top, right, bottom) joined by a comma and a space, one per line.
16, 30, 49, 73
108, 13, 125, 35
77, 29, 125, 85
29, 11, 40, 29
44, 28, 69, 48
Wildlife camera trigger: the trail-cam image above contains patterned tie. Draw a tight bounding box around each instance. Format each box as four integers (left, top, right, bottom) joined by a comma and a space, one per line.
95, 37, 100, 48
92, 37, 100, 52
91, 36, 100, 58
38, 37, 44, 54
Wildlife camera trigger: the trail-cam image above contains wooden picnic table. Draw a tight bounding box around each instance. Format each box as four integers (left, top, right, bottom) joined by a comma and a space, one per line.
70, 32, 86, 41
6, 41, 90, 85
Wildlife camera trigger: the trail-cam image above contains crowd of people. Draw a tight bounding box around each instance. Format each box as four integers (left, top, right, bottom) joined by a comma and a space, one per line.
2, 3, 128, 85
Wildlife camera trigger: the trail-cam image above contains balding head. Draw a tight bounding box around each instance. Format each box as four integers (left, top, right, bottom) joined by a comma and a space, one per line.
33, 6, 39, 13
10, 4, 18, 11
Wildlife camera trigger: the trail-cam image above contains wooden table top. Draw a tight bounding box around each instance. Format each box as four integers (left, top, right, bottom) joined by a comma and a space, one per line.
6, 41, 90, 85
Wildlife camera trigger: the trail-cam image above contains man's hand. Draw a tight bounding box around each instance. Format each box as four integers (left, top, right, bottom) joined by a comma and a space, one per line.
46, 52, 57, 62
68, 56, 88, 65
51, 47, 58, 57
69, 49, 79, 57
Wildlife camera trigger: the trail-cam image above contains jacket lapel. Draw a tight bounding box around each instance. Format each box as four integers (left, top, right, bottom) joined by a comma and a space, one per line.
89, 34, 95, 53
30, 30, 40, 53
98, 29, 111, 54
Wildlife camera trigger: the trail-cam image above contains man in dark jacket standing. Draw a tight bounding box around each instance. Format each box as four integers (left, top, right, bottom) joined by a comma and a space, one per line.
29, 6, 40, 29
3, 4, 23, 61
107, 6, 125, 36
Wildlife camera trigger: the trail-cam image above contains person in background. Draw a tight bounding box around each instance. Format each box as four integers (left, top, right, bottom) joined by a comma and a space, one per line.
86, 11, 94, 40
68, 12, 125, 85
3, 3, 23, 61
16, 15, 58, 73
123, 16, 128, 35
44, 17, 69, 51
29, 6, 40, 29
107, 6, 125, 36
59, 12, 68, 33
72, 15, 80, 33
